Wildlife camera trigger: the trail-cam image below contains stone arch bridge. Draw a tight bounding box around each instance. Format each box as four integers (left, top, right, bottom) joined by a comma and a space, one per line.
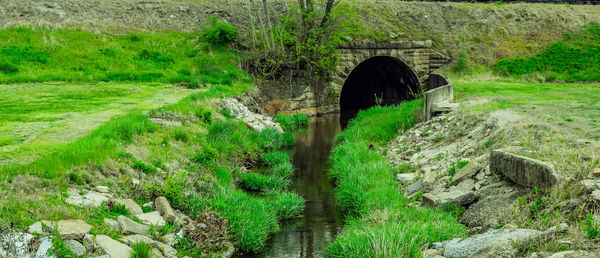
279, 40, 452, 116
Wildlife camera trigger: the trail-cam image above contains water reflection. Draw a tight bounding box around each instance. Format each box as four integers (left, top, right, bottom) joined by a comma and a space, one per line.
249, 114, 344, 258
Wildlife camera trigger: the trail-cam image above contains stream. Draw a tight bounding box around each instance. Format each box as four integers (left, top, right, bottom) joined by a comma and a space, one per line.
253, 114, 345, 257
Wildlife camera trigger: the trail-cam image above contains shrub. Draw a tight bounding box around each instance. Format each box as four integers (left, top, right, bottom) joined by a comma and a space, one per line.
200, 16, 238, 46
194, 107, 213, 124
193, 145, 218, 165
163, 171, 188, 207
452, 51, 469, 74
263, 151, 289, 166
133, 160, 158, 174
266, 191, 304, 220
276, 114, 296, 130
238, 172, 290, 192
173, 129, 190, 142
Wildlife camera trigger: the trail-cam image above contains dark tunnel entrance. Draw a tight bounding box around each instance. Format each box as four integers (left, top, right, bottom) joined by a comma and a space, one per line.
339, 56, 421, 127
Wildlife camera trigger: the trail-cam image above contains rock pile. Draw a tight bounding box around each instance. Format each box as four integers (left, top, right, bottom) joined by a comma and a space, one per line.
1, 193, 230, 258
216, 98, 283, 132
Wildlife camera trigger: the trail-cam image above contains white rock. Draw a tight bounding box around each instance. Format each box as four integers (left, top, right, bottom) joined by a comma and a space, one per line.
65, 188, 112, 207
114, 199, 143, 215
155, 197, 176, 224
136, 211, 166, 227
95, 235, 132, 258
396, 173, 416, 184
103, 218, 121, 231
46, 220, 92, 240
217, 98, 283, 132
65, 240, 86, 256
35, 237, 53, 258
94, 186, 109, 193
117, 216, 150, 235
28, 222, 43, 234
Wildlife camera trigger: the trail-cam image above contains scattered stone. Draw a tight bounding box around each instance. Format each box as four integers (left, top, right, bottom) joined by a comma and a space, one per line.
50, 220, 92, 240
142, 202, 154, 208
95, 235, 132, 258
28, 222, 43, 234
132, 178, 141, 185
136, 211, 166, 226
152, 248, 166, 258
452, 162, 482, 186
423, 187, 477, 207
462, 182, 529, 228
443, 228, 543, 258
581, 180, 599, 192
404, 178, 424, 198
0, 232, 36, 257
490, 149, 560, 189
221, 242, 235, 258
35, 237, 53, 258
423, 249, 444, 258
175, 211, 192, 226
592, 167, 600, 177
114, 199, 143, 215
423, 168, 437, 192
66, 188, 112, 207
471, 242, 517, 258
164, 233, 177, 246
122, 235, 177, 257
545, 223, 568, 233
217, 98, 283, 132
83, 234, 96, 251
592, 190, 600, 202
396, 173, 416, 184
155, 197, 176, 224
103, 218, 121, 231
65, 240, 86, 256
94, 185, 109, 193
548, 250, 600, 258
117, 215, 150, 235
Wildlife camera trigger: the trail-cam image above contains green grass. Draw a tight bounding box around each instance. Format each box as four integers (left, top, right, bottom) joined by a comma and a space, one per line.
0, 82, 193, 167
327, 100, 467, 257
238, 172, 290, 192
495, 22, 600, 82
0, 27, 249, 86
276, 113, 309, 131
2, 113, 155, 178
266, 191, 304, 220
263, 151, 289, 166
131, 242, 152, 258
453, 80, 600, 112
205, 188, 279, 252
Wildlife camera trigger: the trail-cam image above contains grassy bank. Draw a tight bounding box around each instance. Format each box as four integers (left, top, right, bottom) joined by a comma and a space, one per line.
494, 22, 600, 82
0, 27, 248, 86
327, 100, 467, 257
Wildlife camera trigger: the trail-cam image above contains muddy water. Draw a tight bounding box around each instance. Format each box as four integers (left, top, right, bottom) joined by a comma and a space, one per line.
254, 114, 344, 258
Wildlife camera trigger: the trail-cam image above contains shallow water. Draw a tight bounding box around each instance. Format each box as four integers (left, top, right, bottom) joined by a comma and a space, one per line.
249, 114, 344, 258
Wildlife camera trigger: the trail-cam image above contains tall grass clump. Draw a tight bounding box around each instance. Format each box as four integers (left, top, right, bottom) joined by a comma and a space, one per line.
207, 188, 279, 252
238, 172, 290, 192
200, 16, 238, 46
276, 113, 309, 131
495, 22, 600, 82
266, 191, 304, 220
327, 99, 467, 257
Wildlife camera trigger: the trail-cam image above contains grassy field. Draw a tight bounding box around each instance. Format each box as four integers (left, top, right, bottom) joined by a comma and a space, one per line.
327, 101, 467, 257
0, 27, 247, 86
0, 82, 195, 168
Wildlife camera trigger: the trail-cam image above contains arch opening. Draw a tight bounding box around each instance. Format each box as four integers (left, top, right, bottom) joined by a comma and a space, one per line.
339, 56, 421, 125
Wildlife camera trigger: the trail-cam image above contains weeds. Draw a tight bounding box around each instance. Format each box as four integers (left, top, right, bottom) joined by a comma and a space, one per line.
276, 113, 309, 131
133, 160, 158, 174
131, 242, 152, 258
238, 172, 290, 192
